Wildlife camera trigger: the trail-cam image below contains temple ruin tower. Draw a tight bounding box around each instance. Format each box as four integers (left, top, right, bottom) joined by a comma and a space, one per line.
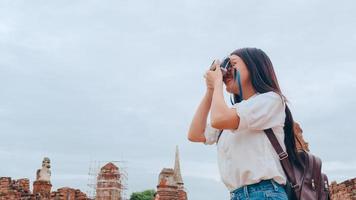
157, 168, 178, 200
173, 146, 187, 200
96, 162, 121, 200
157, 146, 187, 200
33, 157, 52, 199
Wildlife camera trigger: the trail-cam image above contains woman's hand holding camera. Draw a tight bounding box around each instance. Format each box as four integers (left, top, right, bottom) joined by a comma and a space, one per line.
204, 60, 223, 91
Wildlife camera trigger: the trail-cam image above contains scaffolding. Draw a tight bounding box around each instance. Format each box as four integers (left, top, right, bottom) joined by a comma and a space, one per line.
87, 160, 128, 200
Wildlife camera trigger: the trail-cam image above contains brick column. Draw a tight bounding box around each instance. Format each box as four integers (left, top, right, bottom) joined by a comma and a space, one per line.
33, 180, 52, 199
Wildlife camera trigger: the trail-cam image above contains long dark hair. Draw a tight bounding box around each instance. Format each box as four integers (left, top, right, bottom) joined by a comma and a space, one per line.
231, 47, 300, 166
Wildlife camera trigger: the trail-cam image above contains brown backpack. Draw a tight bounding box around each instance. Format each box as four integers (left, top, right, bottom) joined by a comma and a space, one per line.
264, 128, 330, 200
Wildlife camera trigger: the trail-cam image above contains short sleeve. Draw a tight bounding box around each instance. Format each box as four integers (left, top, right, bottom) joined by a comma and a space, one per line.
234, 92, 286, 131
204, 123, 220, 145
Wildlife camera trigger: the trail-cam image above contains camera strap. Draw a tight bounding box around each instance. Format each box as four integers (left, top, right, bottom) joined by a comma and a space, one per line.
234, 69, 243, 100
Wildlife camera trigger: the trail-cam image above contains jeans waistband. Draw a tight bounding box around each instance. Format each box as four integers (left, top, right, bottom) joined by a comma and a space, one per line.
230, 179, 282, 199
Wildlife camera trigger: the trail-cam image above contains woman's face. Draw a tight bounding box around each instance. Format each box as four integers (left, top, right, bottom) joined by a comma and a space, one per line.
223, 55, 251, 94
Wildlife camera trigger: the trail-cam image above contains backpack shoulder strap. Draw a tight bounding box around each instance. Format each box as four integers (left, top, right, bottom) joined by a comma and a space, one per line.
264, 128, 298, 189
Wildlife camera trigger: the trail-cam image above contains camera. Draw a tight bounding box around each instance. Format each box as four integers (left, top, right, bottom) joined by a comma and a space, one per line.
209, 57, 232, 77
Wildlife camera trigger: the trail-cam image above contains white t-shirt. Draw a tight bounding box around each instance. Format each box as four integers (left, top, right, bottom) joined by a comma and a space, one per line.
204, 91, 287, 192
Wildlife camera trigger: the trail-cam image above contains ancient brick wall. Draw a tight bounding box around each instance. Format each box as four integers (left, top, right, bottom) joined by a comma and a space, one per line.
33, 180, 52, 199
177, 188, 187, 200
0, 177, 90, 200
157, 185, 178, 200
50, 187, 89, 200
0, 177, 34, 200
330, 178, 356, 200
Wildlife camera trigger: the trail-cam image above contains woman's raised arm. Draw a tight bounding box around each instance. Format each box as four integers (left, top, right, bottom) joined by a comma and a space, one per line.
187, 90, 213, 143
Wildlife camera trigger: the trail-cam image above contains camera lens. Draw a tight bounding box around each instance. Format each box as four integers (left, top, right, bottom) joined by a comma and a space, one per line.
220, 57, 231, 76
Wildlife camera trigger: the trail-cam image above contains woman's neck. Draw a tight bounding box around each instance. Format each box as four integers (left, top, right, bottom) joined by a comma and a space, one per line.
242, 83, 256, 100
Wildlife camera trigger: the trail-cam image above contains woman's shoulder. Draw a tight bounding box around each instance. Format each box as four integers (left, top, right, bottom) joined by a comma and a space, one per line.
258, 91, 285, 106
243, 91, 283, 103
232, 91, 285, 111
258, 91, 281, 99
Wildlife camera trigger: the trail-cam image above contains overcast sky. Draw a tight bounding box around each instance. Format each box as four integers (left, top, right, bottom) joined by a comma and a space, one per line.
0, 0, 355, 199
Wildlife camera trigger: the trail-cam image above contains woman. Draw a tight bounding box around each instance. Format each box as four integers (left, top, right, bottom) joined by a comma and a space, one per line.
188, 48, 299, 200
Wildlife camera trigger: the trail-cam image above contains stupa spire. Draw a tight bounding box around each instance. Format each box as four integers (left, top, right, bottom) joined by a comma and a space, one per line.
174, 145, 183, 185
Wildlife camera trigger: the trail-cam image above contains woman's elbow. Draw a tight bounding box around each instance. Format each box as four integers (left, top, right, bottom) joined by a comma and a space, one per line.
210, 113, 226, 129
187, 133, 194, 142
187, 135, 197, 142
187, 132, 205, 143
211, 117, 239, 130
211, 119, 225, 130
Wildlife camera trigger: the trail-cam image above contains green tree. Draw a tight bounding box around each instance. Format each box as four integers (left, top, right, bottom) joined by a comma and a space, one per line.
129, 189, 155, 200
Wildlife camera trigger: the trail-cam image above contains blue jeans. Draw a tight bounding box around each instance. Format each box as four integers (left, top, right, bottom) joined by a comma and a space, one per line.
230, 179, 288, 200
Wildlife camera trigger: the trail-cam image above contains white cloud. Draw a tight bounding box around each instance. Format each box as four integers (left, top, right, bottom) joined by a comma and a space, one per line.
324, 160, 356, 172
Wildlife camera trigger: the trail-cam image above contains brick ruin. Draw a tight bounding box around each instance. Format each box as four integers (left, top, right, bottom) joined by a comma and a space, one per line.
0, 177, 89, 200
1, 155, 355, 199
329, 178, 356, 200
0, 162, 128, 200
0, 159, 126, 200
95, 162, 122, 200
156, 146, 188, 200
50, 187, 88, 200
0, 157, 90, 200
0, 177, 32, 200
